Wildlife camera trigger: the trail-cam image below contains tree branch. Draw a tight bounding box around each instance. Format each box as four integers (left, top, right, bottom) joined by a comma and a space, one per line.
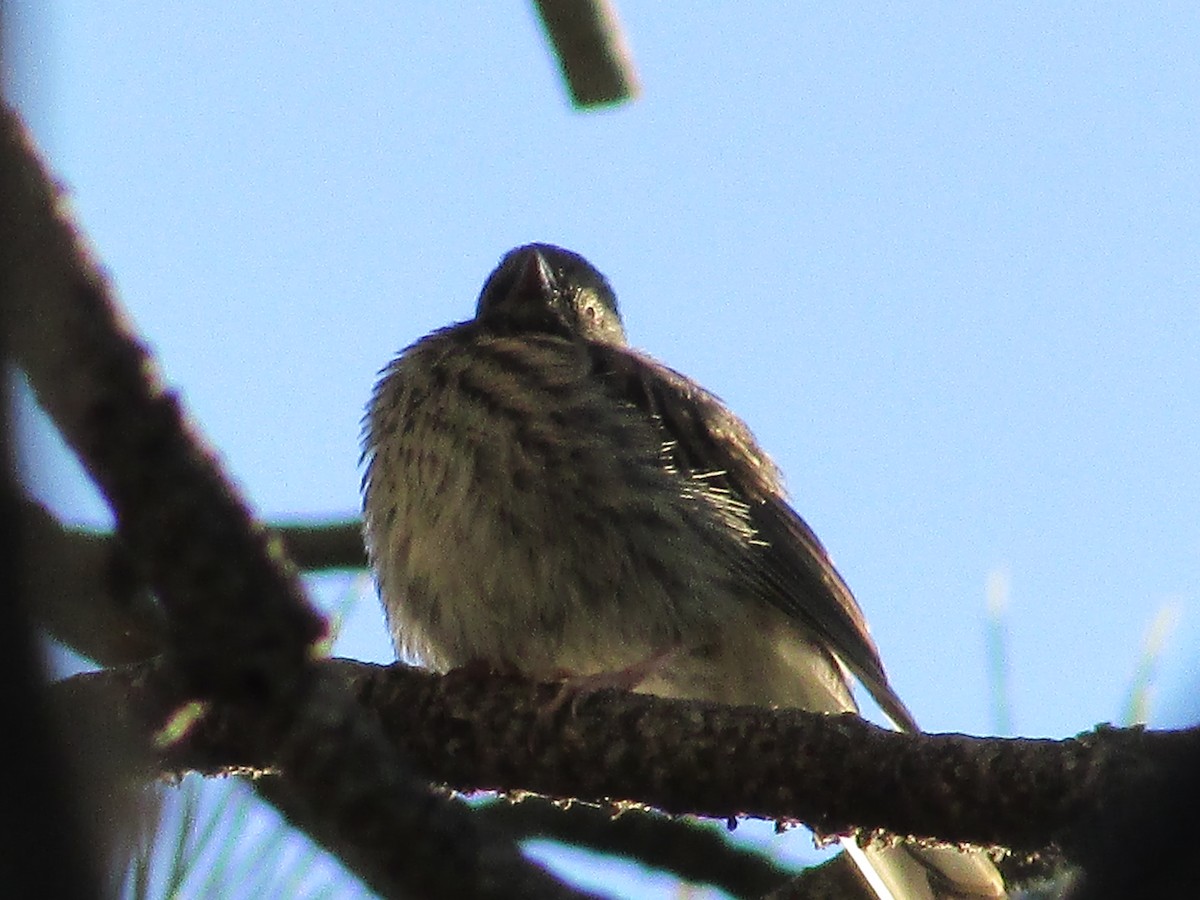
56, 656, 1200, 880
472, 796, 798, 897
19, 493, 363, 667
19, 495, 166, 666
272, 517, 367, 571
533, 0, 640, 107
1, 106, 325, 699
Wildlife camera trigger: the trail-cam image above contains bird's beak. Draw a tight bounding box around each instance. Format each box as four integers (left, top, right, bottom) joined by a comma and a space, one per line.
509, 248, 557, 305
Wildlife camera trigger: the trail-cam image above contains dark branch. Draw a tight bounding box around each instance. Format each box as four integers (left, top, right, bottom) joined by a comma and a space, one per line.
533, 0, 640, 108
19, 495, 166, 666
19, 493, 363, 667
1, 104, 324, 701
0, 496, 104, 898
473, 796, 798, 897
56, 656, 1200, 881
272, 517, 367, 571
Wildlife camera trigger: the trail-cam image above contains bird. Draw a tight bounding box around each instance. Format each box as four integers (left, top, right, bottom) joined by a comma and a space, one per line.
361, 243, 1006, 900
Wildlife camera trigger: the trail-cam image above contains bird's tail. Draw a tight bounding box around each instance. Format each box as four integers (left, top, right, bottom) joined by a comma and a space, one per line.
841, 835, 1006, 900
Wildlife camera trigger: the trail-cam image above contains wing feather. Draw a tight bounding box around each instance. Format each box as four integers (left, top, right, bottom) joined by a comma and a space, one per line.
592, 344, 918, 732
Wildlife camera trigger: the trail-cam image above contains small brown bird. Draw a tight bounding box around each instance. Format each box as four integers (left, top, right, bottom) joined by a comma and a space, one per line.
362, 243, 1005, 899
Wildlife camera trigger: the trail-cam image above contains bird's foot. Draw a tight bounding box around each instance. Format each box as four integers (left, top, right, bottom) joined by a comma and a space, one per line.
544, 646, 681, 721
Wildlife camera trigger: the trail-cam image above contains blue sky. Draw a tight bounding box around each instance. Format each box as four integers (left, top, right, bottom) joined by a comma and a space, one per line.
12, 2, 1200, 895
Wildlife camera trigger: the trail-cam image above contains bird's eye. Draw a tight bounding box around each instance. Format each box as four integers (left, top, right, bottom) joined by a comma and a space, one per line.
577, 291, 600, 322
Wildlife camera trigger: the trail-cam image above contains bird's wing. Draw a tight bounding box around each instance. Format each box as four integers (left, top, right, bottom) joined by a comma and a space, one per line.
592, 343, 918, 732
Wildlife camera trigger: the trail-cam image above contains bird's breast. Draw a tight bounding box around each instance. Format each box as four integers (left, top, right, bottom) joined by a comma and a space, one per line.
363, 332, 740, 676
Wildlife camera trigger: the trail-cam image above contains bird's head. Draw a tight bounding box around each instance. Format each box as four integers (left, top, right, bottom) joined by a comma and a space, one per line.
475, 243, 626, 345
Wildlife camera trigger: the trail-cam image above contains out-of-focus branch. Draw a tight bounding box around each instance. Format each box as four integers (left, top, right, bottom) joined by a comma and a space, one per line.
56, 656, 1200, 879
0, 491, 103, 898
20, 495, 165, 666
764, 856, 872, 900
273, 517, 367, 571
533, 0, 639, 108
0, 104, 591, 900
2, 299, 99, 897
20, 493, 363, 667
0, 105, 325, 699
473, 796, 798, 897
